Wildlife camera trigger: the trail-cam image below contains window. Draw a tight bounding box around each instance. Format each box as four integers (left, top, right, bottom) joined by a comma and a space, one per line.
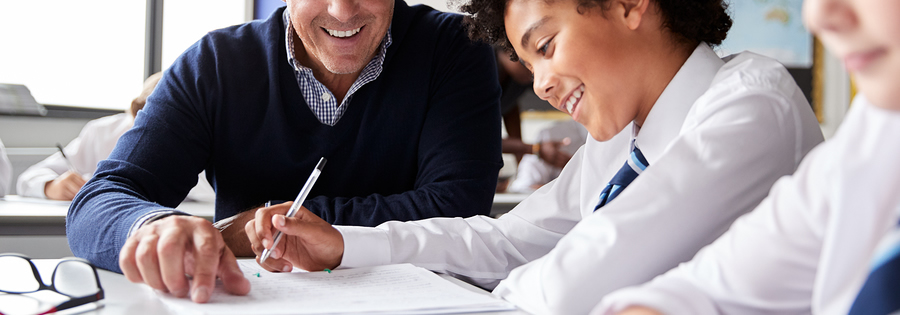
0, 0, 249, 111
0, 1, 147, 110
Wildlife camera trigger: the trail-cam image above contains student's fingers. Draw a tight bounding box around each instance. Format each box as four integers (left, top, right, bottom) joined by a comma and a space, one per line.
244, 220, 291, 272
257, 250, 294, 273
134, 233, 167, 292
119, 235, 144, 283
254, 202, 291, 250
63, 181, 81, 199
217, 247, 251, 296
72, 173, 87, 186
274, 209, 344, 270
244, 219, 265, 256
157, 231, 189, 298
188, 220, 224, 303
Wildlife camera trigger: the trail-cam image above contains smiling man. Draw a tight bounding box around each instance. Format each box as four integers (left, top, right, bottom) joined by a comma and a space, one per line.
66, 0, 502, 303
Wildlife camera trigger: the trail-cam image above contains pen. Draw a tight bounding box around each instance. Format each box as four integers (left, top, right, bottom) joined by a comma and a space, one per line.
260, 157, 327, 264
56, 143, 79, 175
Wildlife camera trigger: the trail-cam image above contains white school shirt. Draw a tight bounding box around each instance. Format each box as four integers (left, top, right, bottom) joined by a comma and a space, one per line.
0, 138, 12, 196
594, 96, 900, 315
335, 44, 824, 315
16, 113, 215, 202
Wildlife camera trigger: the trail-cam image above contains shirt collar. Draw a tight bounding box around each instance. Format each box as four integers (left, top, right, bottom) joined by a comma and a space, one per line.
282, 9, 393, 74
633, 43, 724, 163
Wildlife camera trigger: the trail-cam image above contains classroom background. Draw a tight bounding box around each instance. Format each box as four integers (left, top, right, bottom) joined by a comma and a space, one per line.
0, 0, 853, 259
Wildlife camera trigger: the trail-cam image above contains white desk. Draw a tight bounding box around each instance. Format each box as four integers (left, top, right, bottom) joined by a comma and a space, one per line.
0, 196, 215, 236
25, 259, 529, 315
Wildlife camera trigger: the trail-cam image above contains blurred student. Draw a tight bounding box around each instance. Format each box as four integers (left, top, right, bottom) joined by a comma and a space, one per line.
16, 73, 214, 202
0, 138, 11, 197
508, 119, 587, 193
243, 0, 825, 313
596, 0, 900, 314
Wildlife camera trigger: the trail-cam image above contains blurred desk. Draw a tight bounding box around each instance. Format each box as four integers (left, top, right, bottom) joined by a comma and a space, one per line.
0, 195, 215, 236
491, 193, 529, 216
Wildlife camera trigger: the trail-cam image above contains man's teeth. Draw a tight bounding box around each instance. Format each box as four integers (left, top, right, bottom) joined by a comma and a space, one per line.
326, 27, 361, 38
565, 85, 585, 114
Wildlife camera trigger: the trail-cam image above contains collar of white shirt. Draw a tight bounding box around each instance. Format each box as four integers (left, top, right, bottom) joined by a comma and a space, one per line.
633, 44, 724, 163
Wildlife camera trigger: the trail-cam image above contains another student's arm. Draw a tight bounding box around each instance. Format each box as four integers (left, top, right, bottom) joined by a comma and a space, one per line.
593, 147, 829, 315
16, 140, 78, 199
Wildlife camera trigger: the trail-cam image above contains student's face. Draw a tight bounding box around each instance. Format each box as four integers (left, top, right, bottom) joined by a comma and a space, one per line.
284, 0, 393, 74
505, 0, 647, 141
805, 0, 900, 110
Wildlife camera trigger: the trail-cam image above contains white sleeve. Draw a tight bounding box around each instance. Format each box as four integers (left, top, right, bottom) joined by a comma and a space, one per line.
0, 138, 12, 196
491, 85, 821, 314
16, 142, 76, 198
16, 115, 127, 199
594, 146, 828, 315
336, 145, 592, 289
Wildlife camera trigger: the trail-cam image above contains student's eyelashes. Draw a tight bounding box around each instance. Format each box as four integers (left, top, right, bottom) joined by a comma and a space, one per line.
537, 36, 554, 56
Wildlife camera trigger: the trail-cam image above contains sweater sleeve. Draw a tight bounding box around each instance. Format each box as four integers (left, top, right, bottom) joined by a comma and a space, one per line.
67, 38, 215, 272
303, 16, 503, 226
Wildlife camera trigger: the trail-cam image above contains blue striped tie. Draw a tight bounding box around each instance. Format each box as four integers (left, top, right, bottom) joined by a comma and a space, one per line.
594, 142, 649, 211
848, 221, 900, 315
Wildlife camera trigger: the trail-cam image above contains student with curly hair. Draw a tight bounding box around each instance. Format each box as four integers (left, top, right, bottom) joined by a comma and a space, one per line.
244, 0, 824, 313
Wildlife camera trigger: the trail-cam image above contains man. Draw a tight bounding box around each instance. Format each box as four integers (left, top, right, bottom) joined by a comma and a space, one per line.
67, 0, 501, 303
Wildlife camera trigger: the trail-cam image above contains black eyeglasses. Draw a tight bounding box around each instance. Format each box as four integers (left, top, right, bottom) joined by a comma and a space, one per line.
0, 254, 104, 315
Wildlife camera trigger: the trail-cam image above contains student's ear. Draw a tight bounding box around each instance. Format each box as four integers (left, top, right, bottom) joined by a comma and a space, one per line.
611, 0, 650, 31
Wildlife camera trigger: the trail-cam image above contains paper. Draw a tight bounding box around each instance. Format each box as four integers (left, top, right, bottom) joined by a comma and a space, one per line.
158, 262, 514, 314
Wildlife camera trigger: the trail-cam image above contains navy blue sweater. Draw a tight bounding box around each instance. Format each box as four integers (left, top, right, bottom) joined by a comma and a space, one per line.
67, 1, 502, 272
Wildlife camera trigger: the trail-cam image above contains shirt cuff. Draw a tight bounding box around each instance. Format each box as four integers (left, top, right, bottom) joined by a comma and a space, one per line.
127, 210, 188, 238
334, 225, 391, 268
24, 172, 59, 199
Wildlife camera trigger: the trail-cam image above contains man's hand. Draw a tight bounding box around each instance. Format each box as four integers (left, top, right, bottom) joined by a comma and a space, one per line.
245, 202, 344, 273
44, 171, 87, 200
119, 215, 251, 303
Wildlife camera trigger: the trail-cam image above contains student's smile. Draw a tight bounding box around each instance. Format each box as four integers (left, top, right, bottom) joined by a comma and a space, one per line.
560, 84, 585, 118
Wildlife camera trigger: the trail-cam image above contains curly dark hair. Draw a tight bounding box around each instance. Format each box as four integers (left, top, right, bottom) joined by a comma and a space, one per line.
460, 0, 732, 61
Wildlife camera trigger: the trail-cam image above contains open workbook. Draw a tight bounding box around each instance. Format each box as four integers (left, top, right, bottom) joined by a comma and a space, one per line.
157, 261, 516, 314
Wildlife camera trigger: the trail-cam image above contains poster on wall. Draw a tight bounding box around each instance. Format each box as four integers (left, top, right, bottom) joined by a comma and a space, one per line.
717, 0, 812, 68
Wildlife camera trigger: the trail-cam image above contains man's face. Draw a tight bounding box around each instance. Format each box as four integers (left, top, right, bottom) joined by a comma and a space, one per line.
286, 0, 394, 75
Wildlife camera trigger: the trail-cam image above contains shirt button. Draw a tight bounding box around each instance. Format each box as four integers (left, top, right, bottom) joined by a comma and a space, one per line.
321, 93, 331, 101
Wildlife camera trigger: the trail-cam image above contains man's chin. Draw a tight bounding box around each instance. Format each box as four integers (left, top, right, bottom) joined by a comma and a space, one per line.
317, 56, 368, 75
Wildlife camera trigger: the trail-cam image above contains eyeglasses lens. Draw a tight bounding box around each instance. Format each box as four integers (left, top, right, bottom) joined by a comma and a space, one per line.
53, 260, 100, 297
0, 256, 40, 293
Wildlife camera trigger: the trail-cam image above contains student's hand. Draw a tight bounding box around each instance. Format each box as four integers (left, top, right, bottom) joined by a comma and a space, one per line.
538, 137, 574, 169
245, 201, 344, 273
614, 306, 663, 315
44, 171, 87, 200
119, 215, 251, 303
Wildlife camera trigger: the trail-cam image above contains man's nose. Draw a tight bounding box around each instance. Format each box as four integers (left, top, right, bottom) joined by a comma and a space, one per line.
329, 0, 360, 23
